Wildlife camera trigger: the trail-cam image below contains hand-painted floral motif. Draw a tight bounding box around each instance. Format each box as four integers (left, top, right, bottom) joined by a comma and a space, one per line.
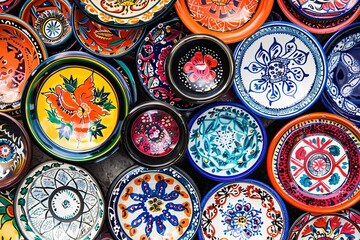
183, 52, 218, 83
0, 0, 20, 13
0, 189, 23, 240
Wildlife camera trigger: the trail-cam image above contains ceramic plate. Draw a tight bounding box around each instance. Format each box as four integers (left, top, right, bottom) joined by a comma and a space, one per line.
14, 161, 105, 240
174, 0, 274, 44
199, 179, 289, 239
0, 113, 31, 190
107, 165, 201, 240
267, 112, 360, 213
277, 0, 360, 34
73, 0, 176, 28
288, 208, 360, 239
0, 0, 21, 13
21, 51, 130, 163
0, 188, 23, 239
72, 4, 145, 58
187, 102, 267, 181
233, 21, 327, 119
0, 14, 47, 117
322, 23, 360, 126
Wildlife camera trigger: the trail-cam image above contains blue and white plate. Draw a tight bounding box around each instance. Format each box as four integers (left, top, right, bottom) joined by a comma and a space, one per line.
233, 21, 327, 119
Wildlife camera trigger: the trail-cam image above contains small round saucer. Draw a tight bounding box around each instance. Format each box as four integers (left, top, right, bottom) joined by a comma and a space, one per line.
107, 165, 201, 240
14, 161, 105, 240
322, 23, 360, 126
0, 188, 23, 239
233, 21, 327, 119
267, 112, 360, 213
0, 14, 47, 117
166, 34, 234, 104
187, 102, 267, 181
0, 0, 21, 13
174, 0, 274, 44
121, 101, 188, 168
198, 179, 289, 240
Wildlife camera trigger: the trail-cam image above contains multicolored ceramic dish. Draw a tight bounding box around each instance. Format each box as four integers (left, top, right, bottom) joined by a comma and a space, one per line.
14, 161, 105, 240
0, 0, 21, 13
187, 102, 267, 181
21, 51, 130, 163
198, 179, 289, 239
174, 0, 274, 44
0, 188, 23, 239
0, 14, 47, 117
107, 165, 201, 240
322, 22, 360, 126
288, 208, 360, 239
233, 21, 327, 119
267, 112, 360, 213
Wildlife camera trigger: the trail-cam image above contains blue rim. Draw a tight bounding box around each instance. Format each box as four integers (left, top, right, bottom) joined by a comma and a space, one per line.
186, 102, 268, 182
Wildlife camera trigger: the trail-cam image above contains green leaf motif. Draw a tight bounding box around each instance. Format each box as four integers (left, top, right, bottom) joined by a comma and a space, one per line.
108, 38, 125, 47
20, 188, 27, 195
45, 109, 61, 125
61, 75, 78, 93
103, 100, 116, 111
20, 215, 27, 222
18, 198, 25, 206
25, 177, 34, 185
1, 214, 11, 225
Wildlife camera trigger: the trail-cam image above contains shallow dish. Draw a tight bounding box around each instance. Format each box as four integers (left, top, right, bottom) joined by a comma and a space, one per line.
233, 21, 327, 119
0, 0, 21, 13
267, 112, 360, 213
0, 188, 23, 239
107, 165, 201, 240
21, 51, 130, 163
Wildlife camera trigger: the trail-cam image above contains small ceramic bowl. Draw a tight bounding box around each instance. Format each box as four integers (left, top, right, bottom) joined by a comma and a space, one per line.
166, 34, 234, 104
0, 14, 48, 117
21, 51, 130, 163
0, 113, 32, 190
0, 188, 22, 239
233, 21, 327, 119
121, 101, 188, 168
322, 22, 360, 126
0, 0, 21, 13
107, 165, 201, 240
187, 102, 267, 181
267, 112, 360, 213
198, 179, 289, 240
288, 208, 360, 239
14, 160, 105, 240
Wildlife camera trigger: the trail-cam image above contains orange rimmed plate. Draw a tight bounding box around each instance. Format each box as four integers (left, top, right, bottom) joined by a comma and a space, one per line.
175, 0, 274, 44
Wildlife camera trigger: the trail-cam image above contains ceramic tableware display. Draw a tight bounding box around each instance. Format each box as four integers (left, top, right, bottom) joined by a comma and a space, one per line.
0, 188, 23, 239
187, 102, 267, 181
0, 113, 32, 190
14, 161, 105, 239
233, 21, 327, 119
267, 112, 360, 213
198, 179, 289, 240
288, 208, 360, 239
166, 34, 234, 104
107, 165, 201, 240
277, 0, 360, 34
174, 0, 274, 44
322, 22, 360, 126
121, 101, 188, 168
0, 14, 47, 117
0, 0, 21, 13
21, 51, 130, 163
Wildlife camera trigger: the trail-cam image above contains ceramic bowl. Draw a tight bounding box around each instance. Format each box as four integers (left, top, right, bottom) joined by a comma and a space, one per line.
14, 160, 105, 239
121, 101, 188, 168
0, 14, 47, 117
0, 0, 21, 13
277, 0, 360, 34
187, 102, 267, 181
21, 51, 130, 163
107, 165, 201, 240
166, 34, 234, 104
198, 179, 289, 240
233, 21, 327, 119
0, 188, 23, 239
288, 208, 360, 239
322, 22, 360, 126
267, 112, 360, 213
174, 0, 274, 44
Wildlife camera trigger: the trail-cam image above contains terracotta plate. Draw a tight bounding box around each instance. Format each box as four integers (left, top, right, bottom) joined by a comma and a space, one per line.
0, 188, 23, 239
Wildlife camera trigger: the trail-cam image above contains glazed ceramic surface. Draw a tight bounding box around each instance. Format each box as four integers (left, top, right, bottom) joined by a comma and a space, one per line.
73, 4, 145, 58
289, 209, 360, 240
187, 102, 266, 181
0, 113, 31, 190
74, 0, 176, 28
233, 21, 327, 119
267, 113, 360, 213
14, 161, 105, 240
0, 0, 21, 13
199, 179, 289, 240
0, 14, 47, 116
107, 165, 201, 240
21, 51, 130, 162
19, 0, 73, 47
322, 23, 360, 125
